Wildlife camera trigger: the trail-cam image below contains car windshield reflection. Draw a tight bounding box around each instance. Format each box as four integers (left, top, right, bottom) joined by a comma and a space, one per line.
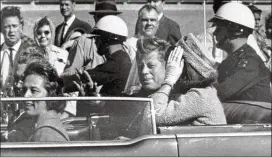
1, 97, 156, 142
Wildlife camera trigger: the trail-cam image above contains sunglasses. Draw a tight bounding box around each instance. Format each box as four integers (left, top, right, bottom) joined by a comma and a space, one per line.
37, 30, 50, 36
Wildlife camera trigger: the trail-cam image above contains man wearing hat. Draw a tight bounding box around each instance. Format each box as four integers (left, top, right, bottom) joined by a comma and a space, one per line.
60, 1, 123, 117
61, 0, 122, 78
55, 0, 92, 48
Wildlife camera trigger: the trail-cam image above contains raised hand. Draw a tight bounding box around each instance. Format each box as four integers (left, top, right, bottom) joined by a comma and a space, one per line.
73, 69, 99, 96
164, 46, 184, 87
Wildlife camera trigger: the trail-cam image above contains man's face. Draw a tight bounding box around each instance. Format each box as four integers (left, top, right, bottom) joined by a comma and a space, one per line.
139, 9, 159, 37
2, 16, 22, 47
59, 0, 75, 18
147, 0, 164, 14
213, 22, 230, 50
253, 12, 261, 29
137, 51, 166, 91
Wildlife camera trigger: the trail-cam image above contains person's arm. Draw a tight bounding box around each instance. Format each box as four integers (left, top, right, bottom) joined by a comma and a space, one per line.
87, 58, 122, 85
151, 88, 214, 125
216, 57, 260, 101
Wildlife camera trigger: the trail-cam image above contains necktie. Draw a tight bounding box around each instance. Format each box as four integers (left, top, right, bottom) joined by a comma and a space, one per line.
8, 48, 14, 68
61, 22, 67, 43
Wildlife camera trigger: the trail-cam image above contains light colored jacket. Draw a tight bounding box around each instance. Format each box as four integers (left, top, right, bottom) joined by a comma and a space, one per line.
29, 110, 69, 142
150, 86, 227, 126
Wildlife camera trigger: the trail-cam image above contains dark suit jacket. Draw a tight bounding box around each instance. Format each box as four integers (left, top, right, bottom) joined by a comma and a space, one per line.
135, 14, 182, 45
54, 17, 92, 47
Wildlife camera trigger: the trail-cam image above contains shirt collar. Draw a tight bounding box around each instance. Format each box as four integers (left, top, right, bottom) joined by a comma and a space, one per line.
2, 40, 22, 59
158, 13, 163, 21
65, 14, 76, 27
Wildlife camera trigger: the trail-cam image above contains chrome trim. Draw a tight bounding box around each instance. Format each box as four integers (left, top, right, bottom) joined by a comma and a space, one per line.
176, 131, 271, 138
0, 135, 176, 148
0, 96, 153, 102
1, 96, 158, 134
150, 99, 157, 134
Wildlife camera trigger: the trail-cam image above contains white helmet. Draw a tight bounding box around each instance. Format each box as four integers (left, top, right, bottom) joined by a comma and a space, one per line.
93, 15, 128, 41
210, 1, 255, 30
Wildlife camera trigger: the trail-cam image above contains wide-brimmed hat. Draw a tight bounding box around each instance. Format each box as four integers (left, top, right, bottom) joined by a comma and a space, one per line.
89, 0, 122, 15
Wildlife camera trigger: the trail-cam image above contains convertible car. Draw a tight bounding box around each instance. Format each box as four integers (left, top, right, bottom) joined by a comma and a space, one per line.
0, 97, 271, 157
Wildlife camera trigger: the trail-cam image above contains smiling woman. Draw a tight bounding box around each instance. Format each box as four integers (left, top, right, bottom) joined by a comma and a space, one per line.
21, 60, 69, 142
33, 16, 68, 76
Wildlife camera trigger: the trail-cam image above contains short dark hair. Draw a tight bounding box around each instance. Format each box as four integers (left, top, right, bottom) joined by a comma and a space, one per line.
1, 6, 24, 26
248, 4, 262, 14
18, 46, 45, 65
136, 37, 171, 63
36, 16, 51, 31
138, 4, 159, 17
23, 60, 65, 113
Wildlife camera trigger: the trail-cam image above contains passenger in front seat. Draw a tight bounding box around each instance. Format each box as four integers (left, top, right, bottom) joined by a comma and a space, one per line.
22, 60, 69, 142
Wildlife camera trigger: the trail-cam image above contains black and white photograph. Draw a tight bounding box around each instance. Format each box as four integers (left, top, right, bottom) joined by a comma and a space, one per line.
0, 0, 271, 157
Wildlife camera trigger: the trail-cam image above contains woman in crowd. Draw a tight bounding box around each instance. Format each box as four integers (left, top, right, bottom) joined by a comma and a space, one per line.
33, 16, 68, 76
22, 59, 69, 142
34, 16, 77, 118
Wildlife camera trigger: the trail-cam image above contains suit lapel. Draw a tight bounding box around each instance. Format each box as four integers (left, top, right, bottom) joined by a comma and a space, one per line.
156, 15, 167, 39
63, 18, 78, 42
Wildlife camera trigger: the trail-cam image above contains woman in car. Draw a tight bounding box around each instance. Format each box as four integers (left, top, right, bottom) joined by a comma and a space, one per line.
22, 60, 69, 142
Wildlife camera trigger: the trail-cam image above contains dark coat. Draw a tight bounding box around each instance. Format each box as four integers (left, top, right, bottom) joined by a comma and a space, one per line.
54, 17, 92, 47
87, 49, 132, 96
216, 44, 270, 102
135, 15, 181, 45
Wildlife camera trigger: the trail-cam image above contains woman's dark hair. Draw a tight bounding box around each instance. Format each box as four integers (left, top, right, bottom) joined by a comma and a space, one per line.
23, 60, 65, 113
36, 16, 51, 31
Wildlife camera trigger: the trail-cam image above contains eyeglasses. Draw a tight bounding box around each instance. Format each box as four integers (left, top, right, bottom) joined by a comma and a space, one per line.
37, 30, 50, 36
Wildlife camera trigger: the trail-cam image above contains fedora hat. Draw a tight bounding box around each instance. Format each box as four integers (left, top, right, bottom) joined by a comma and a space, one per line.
89, 0, 122, 15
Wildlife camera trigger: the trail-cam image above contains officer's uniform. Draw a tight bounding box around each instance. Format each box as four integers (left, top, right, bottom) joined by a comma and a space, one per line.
217, 44, 270, 102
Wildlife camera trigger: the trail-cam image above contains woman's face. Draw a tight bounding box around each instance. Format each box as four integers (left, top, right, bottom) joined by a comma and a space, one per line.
36, 25, 52, 47
22, 74, 48, 116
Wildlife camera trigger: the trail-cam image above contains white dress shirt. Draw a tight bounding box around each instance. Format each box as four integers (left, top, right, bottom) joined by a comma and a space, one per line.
1, 40, 21, 86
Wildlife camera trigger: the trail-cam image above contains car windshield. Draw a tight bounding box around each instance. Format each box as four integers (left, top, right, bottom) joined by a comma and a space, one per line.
1, 97, 156, 142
